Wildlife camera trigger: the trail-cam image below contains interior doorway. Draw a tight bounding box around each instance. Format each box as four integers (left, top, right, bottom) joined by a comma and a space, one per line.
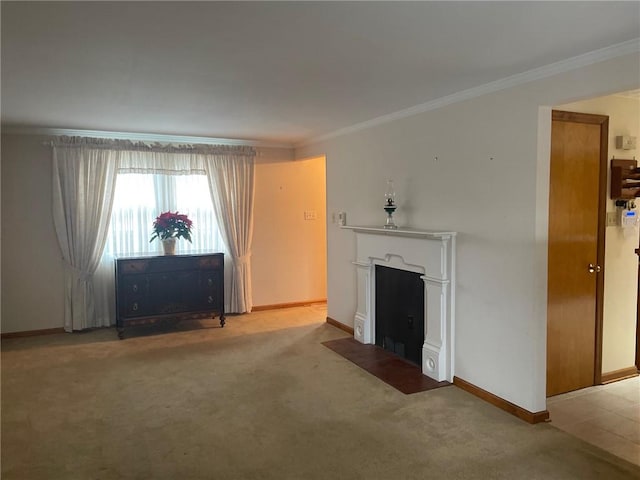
251, 154, 327, 308
546, 110, 609, 397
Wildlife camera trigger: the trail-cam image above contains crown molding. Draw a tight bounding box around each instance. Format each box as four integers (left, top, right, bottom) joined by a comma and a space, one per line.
1, 127, 294, 149
299, 38, 640, 148
614, 88, 640, 100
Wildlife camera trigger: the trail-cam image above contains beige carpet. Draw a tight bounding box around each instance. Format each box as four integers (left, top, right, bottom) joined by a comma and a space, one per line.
2, 304, 639, 479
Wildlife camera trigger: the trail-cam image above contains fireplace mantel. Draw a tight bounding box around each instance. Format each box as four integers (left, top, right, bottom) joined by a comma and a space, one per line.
342, 225, 456, 240
344, 225, 456, 382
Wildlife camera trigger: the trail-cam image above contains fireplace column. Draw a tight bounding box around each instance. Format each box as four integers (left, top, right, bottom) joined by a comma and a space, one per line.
354, 261, 372, 344
421, 274, 450, 381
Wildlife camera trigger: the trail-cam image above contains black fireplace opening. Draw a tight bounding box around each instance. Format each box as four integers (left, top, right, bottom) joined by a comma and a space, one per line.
375, 265, 425, 367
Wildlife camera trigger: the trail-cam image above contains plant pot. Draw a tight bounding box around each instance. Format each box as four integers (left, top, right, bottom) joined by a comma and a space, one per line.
162, 238, 177, 255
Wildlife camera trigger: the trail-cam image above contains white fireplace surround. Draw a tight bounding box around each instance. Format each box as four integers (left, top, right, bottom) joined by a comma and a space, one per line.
345, 226, 456, 382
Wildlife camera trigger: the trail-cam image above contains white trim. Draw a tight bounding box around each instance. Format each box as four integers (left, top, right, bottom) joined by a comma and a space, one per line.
1, 127, 294, 149
614, 89, 640, 100
300, 38, 640, 147
421, 275, 450, 286
342, 225, 456, 240
352, 261, 371, 268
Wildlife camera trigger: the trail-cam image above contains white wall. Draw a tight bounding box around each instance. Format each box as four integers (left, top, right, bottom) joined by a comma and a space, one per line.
557, 94, 640, 374
252, 154, 327, 306
1, 135, 65, 333
296, 53, 640, 413
0, 136, 325, 333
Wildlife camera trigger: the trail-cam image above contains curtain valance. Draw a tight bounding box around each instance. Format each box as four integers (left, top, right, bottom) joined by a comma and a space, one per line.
48, 135, 256, 156
50, 135, 256, 176
117, 151, 206, 175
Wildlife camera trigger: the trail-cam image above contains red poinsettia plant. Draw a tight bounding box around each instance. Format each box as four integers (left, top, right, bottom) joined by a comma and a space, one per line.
149, 211, 193, 242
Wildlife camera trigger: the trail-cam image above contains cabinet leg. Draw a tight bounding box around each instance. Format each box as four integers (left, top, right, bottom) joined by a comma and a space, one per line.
220, 315, 225, 328
117, 327, 125, 340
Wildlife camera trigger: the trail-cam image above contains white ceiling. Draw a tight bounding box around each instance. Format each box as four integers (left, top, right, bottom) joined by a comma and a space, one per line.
2, 1, 639, 146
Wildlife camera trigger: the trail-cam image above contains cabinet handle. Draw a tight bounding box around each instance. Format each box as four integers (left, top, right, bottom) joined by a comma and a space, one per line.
207, 278, 213, 287
133, 284, 138, 293
208, 296, 213, 304
132, 302, 138, 311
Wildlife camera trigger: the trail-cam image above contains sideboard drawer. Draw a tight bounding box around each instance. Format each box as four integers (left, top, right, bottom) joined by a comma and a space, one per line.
119, 260, 150, 275
199, 271, 223, 309
198, 255, 223, 270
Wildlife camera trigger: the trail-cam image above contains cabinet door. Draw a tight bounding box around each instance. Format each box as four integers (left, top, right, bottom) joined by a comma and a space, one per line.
148, 270, 200, 314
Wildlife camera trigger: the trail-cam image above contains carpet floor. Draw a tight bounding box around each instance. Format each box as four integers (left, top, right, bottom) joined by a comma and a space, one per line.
2, 305, 639, 479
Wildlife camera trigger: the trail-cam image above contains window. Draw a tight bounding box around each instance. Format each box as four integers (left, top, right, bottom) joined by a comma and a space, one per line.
94, 172, 226, 325
103, 173, 225, 257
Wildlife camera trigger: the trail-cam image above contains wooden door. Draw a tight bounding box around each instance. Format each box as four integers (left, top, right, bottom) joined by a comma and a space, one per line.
547, 110, 608, 397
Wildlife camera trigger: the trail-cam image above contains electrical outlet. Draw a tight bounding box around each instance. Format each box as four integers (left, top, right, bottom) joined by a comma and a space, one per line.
606, 211, 618, 227
304, 210, 317, 220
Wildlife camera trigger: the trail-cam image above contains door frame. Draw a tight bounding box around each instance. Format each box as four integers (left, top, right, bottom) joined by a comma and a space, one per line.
637, 238, 640, 371
550, 110, 609, 387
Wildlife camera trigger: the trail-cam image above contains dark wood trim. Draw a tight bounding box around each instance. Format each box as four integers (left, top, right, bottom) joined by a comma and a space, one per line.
252, 299, 326, 312
551, 110, 609, 125
453, 376, 549, 424
1, 327, 65, 339
601, 366, 639, 384
594, 115, 609, 386
637, 240, 640, 371
551, 110, 609, 387
326, 316, 354, 335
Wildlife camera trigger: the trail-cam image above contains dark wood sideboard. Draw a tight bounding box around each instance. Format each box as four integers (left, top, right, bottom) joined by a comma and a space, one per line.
115, 252, 225, 339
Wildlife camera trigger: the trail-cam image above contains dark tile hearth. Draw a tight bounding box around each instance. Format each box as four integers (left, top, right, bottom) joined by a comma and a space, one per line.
322, 337, 451, 394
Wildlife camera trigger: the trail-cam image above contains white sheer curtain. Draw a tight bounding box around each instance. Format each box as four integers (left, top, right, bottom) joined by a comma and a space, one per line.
204, 154, 256, 313
52, 142, 120, 331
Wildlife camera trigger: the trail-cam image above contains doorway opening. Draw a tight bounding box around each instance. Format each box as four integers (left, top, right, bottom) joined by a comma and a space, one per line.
547, 90, 640, 398
546, 109, 608, 397
251, 154, 327, 309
